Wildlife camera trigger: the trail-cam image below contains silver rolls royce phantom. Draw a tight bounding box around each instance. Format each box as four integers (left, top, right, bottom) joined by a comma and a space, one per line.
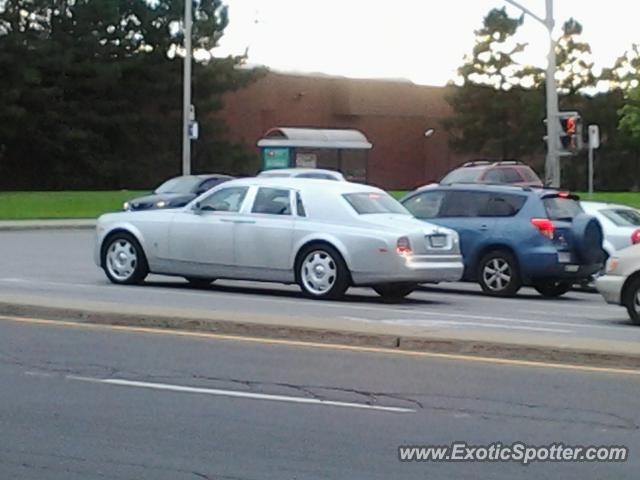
95, 178, 463, 300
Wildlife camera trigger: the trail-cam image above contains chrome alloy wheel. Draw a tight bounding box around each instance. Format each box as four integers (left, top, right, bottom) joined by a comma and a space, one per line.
301, 250, 337, 296
482, 258, 512, 292
106, 238, 138, 282
634, 290, 640, 316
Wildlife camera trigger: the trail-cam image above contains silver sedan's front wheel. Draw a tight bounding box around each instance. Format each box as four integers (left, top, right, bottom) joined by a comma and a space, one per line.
297, 245, 349, 299
102, 233, 148, 285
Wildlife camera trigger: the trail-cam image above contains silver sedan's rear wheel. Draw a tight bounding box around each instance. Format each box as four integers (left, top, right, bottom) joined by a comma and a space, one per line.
297, 245, 349, 300
102, 233, 148, 285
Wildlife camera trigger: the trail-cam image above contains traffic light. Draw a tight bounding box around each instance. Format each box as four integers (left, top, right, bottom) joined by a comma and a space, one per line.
558, 112, 583, 153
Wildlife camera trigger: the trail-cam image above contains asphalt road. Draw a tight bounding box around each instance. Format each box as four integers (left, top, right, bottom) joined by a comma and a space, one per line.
0, 230, 639, 344
1, 318, 638, 479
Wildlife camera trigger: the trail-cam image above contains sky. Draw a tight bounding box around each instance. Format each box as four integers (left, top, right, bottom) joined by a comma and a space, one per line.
216, 0, 640, 86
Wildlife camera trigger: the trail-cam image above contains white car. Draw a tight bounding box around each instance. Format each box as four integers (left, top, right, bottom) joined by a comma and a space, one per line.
95, 178, 463, 300
580, 201, 640, 255
596, 244, 640, 324
257, 168, 346, 181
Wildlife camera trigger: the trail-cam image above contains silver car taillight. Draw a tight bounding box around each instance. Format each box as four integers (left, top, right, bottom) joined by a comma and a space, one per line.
396, 237, 412, 255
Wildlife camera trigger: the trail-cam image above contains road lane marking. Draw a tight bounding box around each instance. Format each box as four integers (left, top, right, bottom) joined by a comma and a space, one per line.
24, 370, 54, 378
342, 317, 572, 333
347, 313, 627, 331
65, 375, 414, 413
1, 314, 639, 377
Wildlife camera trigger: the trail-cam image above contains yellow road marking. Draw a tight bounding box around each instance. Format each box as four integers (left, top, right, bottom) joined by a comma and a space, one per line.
0, 314, 638, 377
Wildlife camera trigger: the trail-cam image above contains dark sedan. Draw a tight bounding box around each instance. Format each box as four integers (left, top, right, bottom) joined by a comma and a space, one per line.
123, 174, 234, 211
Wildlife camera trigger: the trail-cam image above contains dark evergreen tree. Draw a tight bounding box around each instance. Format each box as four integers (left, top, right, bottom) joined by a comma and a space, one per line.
445, 8, 544, 160
0, 0, 260, 189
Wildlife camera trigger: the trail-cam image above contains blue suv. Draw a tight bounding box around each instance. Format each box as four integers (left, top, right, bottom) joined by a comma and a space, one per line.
401, 184, 606, 297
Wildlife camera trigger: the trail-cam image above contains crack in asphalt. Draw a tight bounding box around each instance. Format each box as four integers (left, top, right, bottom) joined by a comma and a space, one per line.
0, 448, 253, 480
189, 374, 423, 410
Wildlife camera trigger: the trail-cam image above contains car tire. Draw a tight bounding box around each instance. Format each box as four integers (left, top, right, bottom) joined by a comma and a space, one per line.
477, 250, 522, 297
373, 283, 418, 300
623, 278, 640, 325
101, 232, 149, 285
296, 244, 350, 300
185, 277, 215, 288
533, 281, 572, 298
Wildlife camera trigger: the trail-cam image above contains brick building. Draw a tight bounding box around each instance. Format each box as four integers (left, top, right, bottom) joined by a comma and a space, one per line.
220, 71, 476, 190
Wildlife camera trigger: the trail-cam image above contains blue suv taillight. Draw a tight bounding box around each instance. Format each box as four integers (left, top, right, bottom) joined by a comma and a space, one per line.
531, 218, 555, 240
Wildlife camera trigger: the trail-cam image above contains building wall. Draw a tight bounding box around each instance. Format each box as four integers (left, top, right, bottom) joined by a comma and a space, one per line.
220, 71, 476, 190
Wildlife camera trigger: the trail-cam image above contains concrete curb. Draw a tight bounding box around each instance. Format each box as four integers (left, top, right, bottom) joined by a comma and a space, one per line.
2, 301, 640, 369
0, 220, 96, 231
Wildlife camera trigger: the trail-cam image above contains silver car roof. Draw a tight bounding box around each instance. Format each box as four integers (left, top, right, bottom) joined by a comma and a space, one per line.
257, 168, 344, 178
221, 177, 377, 193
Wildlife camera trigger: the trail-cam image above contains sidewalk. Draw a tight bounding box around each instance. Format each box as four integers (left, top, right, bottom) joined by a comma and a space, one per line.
0, 219, 96, 231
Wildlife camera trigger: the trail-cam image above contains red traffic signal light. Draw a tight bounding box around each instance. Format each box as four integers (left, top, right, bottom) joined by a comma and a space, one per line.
558, 113, 582, 152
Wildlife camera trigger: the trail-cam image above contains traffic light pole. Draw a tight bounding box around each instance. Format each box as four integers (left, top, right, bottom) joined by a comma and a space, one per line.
505, 0, 560, 187
182, 0, 193, 176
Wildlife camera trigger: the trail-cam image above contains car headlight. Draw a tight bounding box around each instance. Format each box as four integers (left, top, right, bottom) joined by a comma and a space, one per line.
156, 200, 167, 208
123, 201, 130, 210
606, 257, 619, 274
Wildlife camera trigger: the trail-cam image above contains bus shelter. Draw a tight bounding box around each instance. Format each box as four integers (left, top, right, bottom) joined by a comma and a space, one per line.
257, 127, 373, 182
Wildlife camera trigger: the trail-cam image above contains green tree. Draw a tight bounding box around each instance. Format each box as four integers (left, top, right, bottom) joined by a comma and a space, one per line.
619, 87, 640, 146
0, 0, 258, 190
445, 8, 544, 159
602, 44, 640, 91
555, 18, 596, 97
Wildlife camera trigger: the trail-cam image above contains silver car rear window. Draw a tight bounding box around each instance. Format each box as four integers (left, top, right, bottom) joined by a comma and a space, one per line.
343, 192, 409, 215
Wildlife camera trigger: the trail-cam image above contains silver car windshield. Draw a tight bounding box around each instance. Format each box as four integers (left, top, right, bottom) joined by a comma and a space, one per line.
155, 176, 201, 194
343, 192, 409, 215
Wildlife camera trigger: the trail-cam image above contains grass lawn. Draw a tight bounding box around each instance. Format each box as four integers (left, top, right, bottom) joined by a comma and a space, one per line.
575, 192, 640, 209
1, 189, 639, 220
389, 191, 409, 200
0, 191, 147, 220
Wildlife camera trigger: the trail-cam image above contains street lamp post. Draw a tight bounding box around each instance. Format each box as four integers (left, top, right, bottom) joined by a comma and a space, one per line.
504, 0, 560, 187
182, 0, 193, 176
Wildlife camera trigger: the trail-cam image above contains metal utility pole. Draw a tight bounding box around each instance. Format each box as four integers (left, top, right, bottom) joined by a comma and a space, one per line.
544, 0, 560, 188
587, 125, 600, 197
504, 0, 560, 187
182, 0, 193, 176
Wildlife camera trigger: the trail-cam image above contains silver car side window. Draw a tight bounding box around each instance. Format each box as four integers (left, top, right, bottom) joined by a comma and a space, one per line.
296, 192, 307, 217
199, 187, 248, 212
252, 188, 292, 215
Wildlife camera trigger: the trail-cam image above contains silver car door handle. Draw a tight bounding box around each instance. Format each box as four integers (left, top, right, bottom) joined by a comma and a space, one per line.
233, 219, 256, 224
219, 218, 235, 223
